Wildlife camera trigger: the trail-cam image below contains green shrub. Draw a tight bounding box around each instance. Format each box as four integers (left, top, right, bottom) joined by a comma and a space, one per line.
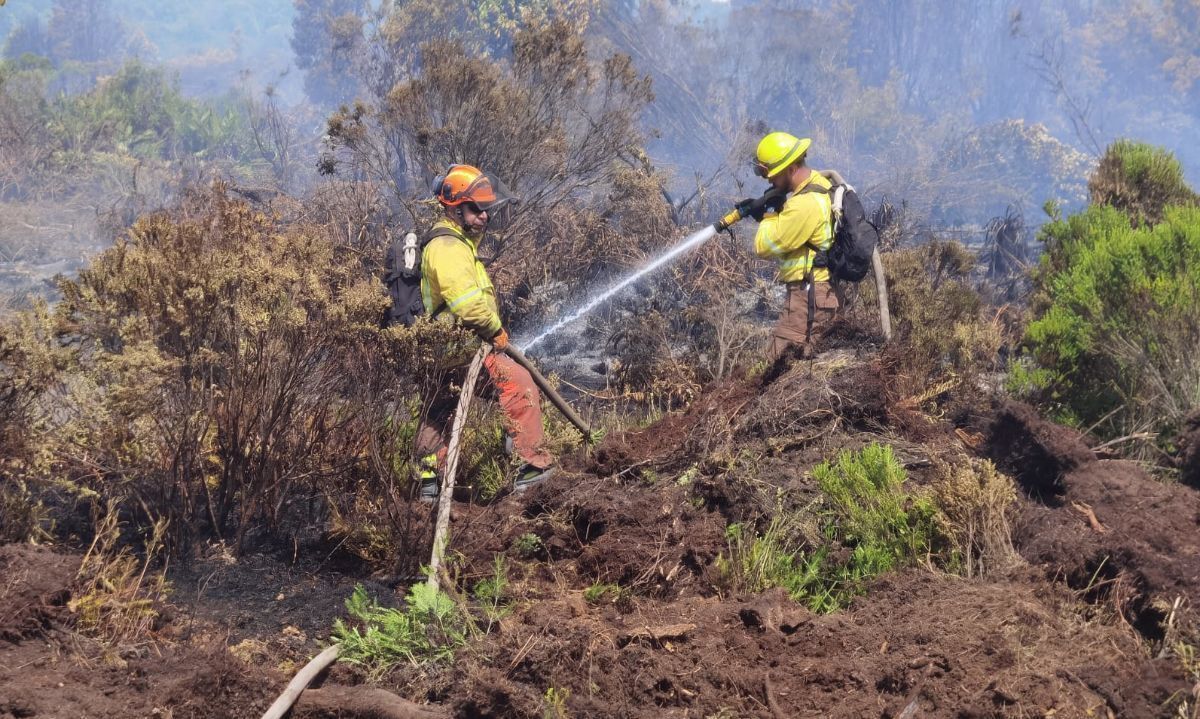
512, 532, 543, 559
472, 555, 512, 630
332, 582, 471, 679
541, 686, 570, 719
582, 582, 631, 611
1088, 139, 1196, 227
815, 444, 939, 576
1023, 200, 1200, 450
715, 517, 834, 611
717, 445, 942, 613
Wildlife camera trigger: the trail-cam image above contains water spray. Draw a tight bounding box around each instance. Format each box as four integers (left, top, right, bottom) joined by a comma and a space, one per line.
517, 199, 762, 352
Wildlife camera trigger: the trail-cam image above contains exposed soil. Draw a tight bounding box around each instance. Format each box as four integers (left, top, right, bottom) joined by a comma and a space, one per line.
1178, 409, 1200, 489
983, 401, 1200, 642
3, 356, 1199, 718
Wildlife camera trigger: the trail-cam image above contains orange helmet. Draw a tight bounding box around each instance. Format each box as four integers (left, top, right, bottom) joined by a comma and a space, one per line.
432, 164, 499, 209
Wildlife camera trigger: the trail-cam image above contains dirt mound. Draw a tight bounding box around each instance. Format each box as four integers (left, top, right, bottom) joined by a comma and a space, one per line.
444, 382, 1198, 717
983, 400, 1095, 504
590, 353, 890, 480
983, 400, 1200, 640
450, 470, 729, 604
1178, 408, 1200, 488
0, 636, 278, 718
452, 572, 1187, 718
1015, 459, 1200, 639
6, 357, 1199, 718
0, 544, 79, 643
453, 356, 896, 601
588, 377, 759, 476
0, 544, 285, 719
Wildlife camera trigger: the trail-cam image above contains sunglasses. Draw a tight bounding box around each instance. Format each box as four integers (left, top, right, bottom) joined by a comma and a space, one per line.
752, 159, 770, 178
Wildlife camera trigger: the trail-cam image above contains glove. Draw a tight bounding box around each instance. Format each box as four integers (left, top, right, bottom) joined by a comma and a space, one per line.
735, 187, 789, 222
491, 328, 510, 351
761, 186, 788, 214
734, 196, 753, 219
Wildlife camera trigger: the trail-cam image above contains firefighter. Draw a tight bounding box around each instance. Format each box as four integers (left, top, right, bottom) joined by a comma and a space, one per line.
740, 132, 840, 360
414, 164, 555, 501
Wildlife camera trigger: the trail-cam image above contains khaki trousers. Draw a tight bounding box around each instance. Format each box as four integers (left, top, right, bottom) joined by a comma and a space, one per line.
768, 281, 839, 361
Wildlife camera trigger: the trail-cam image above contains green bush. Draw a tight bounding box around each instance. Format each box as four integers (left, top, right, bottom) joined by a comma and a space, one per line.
50, 61, 252, 162
472, 555, 513, 630
1088, 139, 1196, 227
716, 517, 834, 611
332, 582, 471, 679
815, 444, 940, 576
1023, 201, 1200, 449
717, 444, 942, 613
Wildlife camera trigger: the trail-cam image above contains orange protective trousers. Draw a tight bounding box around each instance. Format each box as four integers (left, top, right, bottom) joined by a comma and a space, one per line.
415, 351, 553, 470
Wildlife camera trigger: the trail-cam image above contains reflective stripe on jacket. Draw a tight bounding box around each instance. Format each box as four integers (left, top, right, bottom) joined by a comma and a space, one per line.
420, 219, 502, 339
753, 171, 834, 283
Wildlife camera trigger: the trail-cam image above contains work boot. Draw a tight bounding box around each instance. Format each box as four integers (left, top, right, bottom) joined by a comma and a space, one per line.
513, 463, 557, 493
416, 453, 440, 504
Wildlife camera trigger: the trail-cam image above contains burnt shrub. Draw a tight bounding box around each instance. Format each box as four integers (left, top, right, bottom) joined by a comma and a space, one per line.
875, 240, 1005, 414
28, 183, 472, 556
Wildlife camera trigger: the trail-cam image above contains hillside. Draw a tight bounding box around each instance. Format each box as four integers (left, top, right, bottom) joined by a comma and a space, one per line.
2, 348, 1196, 718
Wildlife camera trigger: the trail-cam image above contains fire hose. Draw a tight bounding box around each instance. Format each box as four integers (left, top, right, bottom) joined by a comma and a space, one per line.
502, 344, 594, 441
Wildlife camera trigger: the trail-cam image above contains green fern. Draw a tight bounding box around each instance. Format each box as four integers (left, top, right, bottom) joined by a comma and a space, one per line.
333, 582, 471, 679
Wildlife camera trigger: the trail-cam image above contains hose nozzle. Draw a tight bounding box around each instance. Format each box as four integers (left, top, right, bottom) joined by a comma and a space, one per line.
714, 207, 744, 232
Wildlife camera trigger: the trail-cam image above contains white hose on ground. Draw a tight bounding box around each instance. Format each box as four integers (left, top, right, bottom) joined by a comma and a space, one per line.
427, 344, 489, 591
260, 643, 341, 719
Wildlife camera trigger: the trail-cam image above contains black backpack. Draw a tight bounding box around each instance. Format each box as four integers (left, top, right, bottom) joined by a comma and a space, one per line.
800, 180, 878, 283
382, 226, 463, 327
383, 231, 425, 327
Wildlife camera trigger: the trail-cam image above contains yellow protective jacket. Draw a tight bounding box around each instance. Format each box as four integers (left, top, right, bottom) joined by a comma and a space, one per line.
753, 171, 834, 284
420, 219, 503, 339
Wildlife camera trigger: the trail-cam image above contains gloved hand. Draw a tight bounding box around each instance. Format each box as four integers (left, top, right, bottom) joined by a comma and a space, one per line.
735, 197, 758, 221
761, 186, 788, 214
491, 328, 510, 351
736, 187, 789, 222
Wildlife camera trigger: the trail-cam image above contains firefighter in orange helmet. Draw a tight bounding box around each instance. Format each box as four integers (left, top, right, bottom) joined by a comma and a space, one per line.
413, 164, 556, 502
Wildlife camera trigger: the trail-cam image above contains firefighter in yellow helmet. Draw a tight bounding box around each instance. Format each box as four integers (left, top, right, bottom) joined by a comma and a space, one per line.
413, 164, 555, 502
740, 131, 839, 360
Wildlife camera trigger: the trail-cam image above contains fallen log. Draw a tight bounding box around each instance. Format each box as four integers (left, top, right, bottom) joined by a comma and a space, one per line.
292, 686, 446, 719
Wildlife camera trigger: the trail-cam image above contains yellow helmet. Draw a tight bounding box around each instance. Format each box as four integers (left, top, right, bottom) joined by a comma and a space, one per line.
753, 132, 811, 178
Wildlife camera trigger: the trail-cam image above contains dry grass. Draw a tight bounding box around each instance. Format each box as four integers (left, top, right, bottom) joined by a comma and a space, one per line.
0, 480, 50, 544
70, 502, 170, 649
874, 241, 1007, 415
931, 458, 1020, 578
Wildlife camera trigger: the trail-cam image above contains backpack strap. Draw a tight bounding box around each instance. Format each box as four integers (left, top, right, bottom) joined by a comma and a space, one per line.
796, 182, 835, 270
798, 181, 846, 216
806, 270, 816, 343
422, 224, 463, 247
420, 225, 474, 320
